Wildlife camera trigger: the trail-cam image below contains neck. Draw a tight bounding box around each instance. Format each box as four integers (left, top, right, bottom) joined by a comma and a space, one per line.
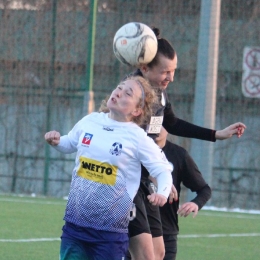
156, 139, 166, 149
108, 111, 131, 122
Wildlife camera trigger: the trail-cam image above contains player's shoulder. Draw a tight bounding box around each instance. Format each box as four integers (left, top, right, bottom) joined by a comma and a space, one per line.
75, 113, 105, 128
81, 112, 104, 121
128, 123, 148, 138
165, 141, 187, 155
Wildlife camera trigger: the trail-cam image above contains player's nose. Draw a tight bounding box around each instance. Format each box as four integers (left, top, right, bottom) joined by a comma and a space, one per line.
114, 88, 121, 97
116, 91, 121, 97
167, 72, 174, 82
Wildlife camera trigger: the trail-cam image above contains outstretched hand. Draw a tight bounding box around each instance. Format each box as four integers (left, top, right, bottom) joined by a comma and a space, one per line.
147, 193, 167, 207
45, 130, 61, 146
177, 202, 198, 218
215, 122, 246, 140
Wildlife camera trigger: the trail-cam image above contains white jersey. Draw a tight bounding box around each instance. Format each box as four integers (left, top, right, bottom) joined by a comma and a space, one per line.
54, 112, 173, 233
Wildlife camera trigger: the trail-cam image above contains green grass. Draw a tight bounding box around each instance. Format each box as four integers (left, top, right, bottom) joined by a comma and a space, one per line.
0, 195, 65, 260
1, 194, 260, 260
177, 211, 260, 260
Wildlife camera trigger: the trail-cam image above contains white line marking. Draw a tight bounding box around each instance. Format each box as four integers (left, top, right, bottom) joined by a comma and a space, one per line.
1, 233, 260, 242
0, 198, 66, 205
199, 212, 260, 220
0, 238, 60, 242
203, 206, 260, 215
179, 233, 260, 238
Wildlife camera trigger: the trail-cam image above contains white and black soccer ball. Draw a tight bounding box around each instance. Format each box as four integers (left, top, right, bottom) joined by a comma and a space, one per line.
113, 22, 158, 66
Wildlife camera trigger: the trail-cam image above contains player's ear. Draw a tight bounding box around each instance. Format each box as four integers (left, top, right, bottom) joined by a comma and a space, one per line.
131, 107, 142, 117
139, 64, 149, 74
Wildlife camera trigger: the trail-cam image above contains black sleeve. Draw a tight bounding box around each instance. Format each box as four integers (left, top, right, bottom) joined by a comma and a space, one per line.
181, 151, 212, 210
190, 185, 212, 210
163, 102, 216, 142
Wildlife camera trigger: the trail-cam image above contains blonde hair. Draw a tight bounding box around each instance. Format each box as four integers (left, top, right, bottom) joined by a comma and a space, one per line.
99, 75, 157, 126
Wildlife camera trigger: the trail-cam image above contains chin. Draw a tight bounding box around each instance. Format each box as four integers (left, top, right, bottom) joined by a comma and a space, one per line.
107, 100, 113, 109
161, 85, 168, 90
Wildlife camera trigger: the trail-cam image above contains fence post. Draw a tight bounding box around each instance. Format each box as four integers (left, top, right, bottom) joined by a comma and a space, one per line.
228, 168, 233, 208
43, 0, 57, 196
83, 0, 98, 115
189, 0, 221, 201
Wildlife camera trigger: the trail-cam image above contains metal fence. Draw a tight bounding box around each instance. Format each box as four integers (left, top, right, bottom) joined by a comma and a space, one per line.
0, 0, 260, 210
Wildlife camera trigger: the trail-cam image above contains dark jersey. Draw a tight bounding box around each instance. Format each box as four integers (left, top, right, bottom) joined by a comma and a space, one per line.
132, 69, 216, 142
160, 140, 212, 235
131, 69, 216, 180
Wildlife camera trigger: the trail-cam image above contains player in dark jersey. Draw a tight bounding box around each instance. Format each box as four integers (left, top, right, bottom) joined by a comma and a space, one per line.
156, 127, 211, 260
126, 27, 246, 260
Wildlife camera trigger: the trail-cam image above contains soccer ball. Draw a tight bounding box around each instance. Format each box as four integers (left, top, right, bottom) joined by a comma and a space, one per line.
113, 22, 158, 66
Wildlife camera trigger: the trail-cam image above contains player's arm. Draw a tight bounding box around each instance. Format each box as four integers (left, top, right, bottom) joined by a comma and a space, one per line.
163, 102, 246, 141
163, 102, 216, 141
138, 134, 173, 206
178, 150, 212, 217
147, 193, 168, 207
45, 130, 60, 146
45, 131, 77, 154
45, 116, 88, 154
190, 184, 211, 210
215, 122, 246, 139
177, 202, 199, 218
177, 184, 211, 218
148, 176, 178, 206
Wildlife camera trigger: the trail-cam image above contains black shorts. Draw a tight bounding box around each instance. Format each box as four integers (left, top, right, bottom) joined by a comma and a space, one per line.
163, 234, 177, 260
128, 180, 163, 238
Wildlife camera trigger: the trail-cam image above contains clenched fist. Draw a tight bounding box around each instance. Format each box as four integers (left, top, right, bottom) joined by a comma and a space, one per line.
45, 131, 61, 146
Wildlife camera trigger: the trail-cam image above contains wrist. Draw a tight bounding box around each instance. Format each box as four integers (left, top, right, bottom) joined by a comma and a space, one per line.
215, 130, 221, 140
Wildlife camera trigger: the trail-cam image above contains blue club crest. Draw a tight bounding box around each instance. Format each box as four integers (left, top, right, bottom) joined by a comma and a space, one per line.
110, 142, 122, 156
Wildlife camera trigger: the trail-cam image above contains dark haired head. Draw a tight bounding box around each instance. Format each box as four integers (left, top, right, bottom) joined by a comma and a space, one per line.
147, 27, 176, 68
153, 27, 160, 38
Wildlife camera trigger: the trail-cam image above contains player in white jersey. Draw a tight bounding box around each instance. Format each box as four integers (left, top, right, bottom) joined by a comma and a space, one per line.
45, 75, 173, 260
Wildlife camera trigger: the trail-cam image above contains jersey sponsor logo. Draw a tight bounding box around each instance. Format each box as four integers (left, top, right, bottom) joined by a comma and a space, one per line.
146, 116, 163, 134
77, 157, 117, 185
82, 133, 93, 145
103, 126, 114, 131
109, 142, 122, 156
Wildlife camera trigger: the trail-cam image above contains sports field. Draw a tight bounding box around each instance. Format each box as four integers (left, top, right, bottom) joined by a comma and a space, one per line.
1, 194, 260, 260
